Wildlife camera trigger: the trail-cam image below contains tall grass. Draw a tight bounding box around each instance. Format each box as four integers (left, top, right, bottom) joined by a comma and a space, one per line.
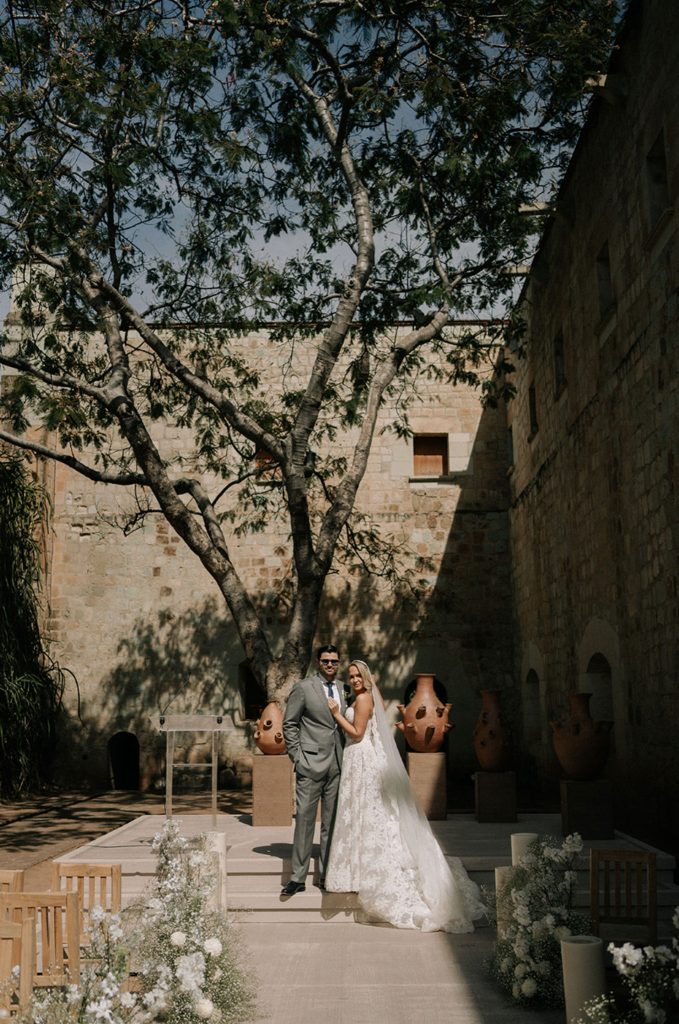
0, 454, 65, 797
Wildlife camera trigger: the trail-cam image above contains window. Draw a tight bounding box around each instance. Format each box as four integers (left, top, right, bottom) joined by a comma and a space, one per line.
596, 242, 614, 319
553, 331, 566, 397
413, 434, 448, 476
528, 383, 539, 439
645, 130, 671, 228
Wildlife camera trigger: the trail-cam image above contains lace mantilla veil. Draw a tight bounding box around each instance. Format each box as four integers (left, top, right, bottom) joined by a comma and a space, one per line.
371, 679, 485, 931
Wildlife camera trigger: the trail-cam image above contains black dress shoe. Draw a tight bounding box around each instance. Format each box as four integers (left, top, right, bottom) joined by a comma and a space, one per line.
316, 880, 326, 891
281, 881, 305, 896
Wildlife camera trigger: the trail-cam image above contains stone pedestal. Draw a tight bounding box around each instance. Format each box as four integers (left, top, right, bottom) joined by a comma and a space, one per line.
252, 755, 293, 826
407, 752, 447, 820
474, 771, 517, 822
560, 779, 614, 839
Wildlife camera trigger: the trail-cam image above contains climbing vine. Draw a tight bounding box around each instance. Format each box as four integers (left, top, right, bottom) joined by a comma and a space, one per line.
0, 453, 65, 797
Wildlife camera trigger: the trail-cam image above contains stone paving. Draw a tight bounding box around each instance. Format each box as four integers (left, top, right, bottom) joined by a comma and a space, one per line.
0, 789, 569, 1024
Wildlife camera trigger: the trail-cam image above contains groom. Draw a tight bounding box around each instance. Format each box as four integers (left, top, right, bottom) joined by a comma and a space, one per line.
281, 644, 345, 895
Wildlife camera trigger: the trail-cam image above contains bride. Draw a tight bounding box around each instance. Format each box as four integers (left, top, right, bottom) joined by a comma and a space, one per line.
325, 660, 485, 932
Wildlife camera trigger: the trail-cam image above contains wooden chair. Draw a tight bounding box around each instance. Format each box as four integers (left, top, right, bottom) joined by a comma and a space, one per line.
0, 871, 24, 894
0, 891, 80, 986
51, 863, 122, 943
0, 917, 35, 1015
590, 849, 657, 944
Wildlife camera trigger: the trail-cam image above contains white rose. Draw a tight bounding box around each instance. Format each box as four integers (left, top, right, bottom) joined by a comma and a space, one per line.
195, 997, 214, 1019
120, 992, 137, 1008
204, 937, 222, 957
170, 931, 187, 947
521, 977, 537, 998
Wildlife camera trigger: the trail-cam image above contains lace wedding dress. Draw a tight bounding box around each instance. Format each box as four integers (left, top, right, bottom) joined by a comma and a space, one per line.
325, 698, 485, 932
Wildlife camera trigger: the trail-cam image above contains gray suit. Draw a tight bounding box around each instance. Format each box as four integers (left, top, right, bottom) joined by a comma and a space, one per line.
283, 673, 345, 884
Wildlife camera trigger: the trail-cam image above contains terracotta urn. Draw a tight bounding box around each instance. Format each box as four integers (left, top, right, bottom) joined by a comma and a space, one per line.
253, 701, 287, 755
396, 674, 453, 753
550, 692, 612, 781
473, 689, 512, 771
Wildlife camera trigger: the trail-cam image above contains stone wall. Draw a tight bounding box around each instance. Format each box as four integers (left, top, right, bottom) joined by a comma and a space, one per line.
10, 330, 512, 793
507, 0, 679, 845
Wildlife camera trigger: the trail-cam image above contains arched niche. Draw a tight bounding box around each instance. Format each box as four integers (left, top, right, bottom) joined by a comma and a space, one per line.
584, 652, 613, 722
577, 618, 625, 758
238, 659, 267, 721
108, 731, 140, 790
523, 669, 542, 750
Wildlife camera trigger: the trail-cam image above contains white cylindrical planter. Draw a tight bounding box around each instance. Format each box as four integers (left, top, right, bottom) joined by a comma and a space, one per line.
561, 935, 607, 1024
510, 832, 538, 865
205, 831, 229, 910
494, 865, 513, 939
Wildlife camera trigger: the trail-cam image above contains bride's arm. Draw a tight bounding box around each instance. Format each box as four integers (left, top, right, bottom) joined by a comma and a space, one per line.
328, 692, 373, 740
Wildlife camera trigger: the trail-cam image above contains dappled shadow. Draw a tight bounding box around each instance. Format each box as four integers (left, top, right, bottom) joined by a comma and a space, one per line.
101, 597, 245, 721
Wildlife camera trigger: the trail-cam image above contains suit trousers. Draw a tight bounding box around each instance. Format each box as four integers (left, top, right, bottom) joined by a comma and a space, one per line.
291, 763, 342, 883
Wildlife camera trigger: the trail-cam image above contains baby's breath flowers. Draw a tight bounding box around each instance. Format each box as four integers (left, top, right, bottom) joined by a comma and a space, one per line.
125, 821, 256, 1024
488, 833, 589, 1007
575, 907, 679, 1024
14, 820, 256, 1024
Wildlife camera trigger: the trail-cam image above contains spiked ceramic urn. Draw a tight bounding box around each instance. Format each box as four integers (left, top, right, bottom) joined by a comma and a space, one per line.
551, 692, 612, 780
473, 689, 512, 771
396, 674, 453, 752
254, 701, 287, 755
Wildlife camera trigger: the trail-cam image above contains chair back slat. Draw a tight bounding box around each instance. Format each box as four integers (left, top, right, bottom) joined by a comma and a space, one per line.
590, 849, 657, 944
0, 891, 80, 986
51, 863, 122, 943
0, 871, 24, 895
0, 916, 35, 1013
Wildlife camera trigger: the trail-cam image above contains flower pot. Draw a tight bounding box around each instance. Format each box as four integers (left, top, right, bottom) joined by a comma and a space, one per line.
551, 692, 612, 781
473, 689, 512, 771
396, 674, 453, 753
253, 701, 286, 755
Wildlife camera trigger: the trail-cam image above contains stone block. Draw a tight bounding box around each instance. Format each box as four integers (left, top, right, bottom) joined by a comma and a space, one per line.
474, 771, 517, 823
560, 779, 615, 839
407, 752, 447, 820
252, 755, 293, 827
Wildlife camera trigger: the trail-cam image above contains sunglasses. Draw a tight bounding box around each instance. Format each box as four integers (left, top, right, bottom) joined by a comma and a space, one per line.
320, 658, 340, 665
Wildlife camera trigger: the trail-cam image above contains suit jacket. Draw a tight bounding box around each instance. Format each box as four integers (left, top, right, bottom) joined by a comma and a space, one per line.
283, 673, 345, 781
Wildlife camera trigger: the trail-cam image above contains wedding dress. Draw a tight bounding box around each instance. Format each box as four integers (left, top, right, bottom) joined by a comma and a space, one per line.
325, 691, 485, 932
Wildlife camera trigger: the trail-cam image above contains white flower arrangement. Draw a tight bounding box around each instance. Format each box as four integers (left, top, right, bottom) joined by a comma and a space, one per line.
14, 821, 256, 1024
574, 907, 679, 1024
488, 833, 589, 1007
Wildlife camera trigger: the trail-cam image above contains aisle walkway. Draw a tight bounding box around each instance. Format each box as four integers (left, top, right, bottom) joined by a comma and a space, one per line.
3, 792, 675, 1024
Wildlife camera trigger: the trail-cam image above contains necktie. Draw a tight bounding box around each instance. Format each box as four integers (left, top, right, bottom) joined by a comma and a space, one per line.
326, 681, 334, 699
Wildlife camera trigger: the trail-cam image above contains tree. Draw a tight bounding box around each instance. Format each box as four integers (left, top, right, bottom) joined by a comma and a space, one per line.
0, 0, 616, 700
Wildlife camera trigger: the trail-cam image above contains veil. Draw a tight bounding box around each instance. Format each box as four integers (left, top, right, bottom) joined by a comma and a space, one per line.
370, 681, 485, 931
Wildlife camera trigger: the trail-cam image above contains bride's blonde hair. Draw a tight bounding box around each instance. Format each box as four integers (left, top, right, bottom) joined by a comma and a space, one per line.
349, 660, 374, 693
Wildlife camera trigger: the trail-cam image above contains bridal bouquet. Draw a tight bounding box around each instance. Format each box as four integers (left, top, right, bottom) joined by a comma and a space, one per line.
489, 833, 589, 1006
15, 821, 255, 1024
574, 907, 679, 1024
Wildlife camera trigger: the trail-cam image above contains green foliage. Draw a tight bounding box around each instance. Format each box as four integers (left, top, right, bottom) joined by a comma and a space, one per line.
0, 453, 64, 797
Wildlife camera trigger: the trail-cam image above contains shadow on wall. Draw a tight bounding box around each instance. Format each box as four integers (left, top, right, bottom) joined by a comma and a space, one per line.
411, 398, 514, 782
